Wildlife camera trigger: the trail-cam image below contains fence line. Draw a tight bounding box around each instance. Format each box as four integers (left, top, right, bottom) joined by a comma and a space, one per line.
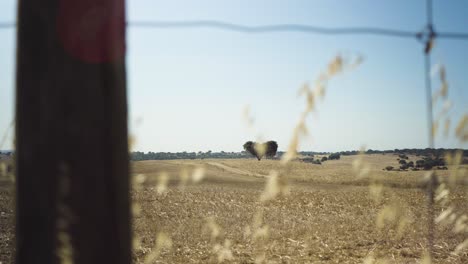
3, 1, 467, 262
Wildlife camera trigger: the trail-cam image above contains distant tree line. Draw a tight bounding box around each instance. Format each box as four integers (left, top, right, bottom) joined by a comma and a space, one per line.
365, 148, 468, 157
130, 151, 252, 161
130, 148, 467, 161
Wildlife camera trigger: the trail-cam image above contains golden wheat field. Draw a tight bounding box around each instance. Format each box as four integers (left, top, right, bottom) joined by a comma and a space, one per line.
1, 154, 468, 263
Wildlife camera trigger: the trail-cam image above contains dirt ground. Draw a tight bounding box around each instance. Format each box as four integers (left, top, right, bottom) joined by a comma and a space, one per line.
1, 154, 467, 263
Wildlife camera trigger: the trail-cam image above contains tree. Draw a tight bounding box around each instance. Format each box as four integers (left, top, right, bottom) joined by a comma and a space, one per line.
243, 141, 279, 160
265, 141, 278, 158
328, 153, 341, 160
243, 141, 260, 160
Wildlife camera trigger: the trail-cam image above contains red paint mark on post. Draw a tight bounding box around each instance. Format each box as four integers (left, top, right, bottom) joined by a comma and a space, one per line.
57, 0, 126, 63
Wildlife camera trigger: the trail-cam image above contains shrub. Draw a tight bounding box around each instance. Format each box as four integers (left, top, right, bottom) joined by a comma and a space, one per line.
328, 153, 341, 160
398, 154, 409, 160
312, 159, 322, 165
385, 166, 394, 171
416, 159, 425, 168
399, 159, 407, 165
415, 156, 446, 170
321, 156, 328, 162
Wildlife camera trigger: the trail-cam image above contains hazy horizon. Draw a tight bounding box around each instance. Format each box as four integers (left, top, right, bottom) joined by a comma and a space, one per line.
1, 0, 467, 153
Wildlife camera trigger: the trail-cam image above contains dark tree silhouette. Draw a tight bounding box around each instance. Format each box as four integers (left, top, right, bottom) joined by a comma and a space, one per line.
265, 141, 278, 158
243, 141, 278, 160
243, 141, 260, 160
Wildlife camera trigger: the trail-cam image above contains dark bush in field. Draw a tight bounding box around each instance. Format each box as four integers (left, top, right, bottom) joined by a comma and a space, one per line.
321, 156, 328, 162
399, 159, 407, 165
398, 154, 409, 160
416, 159, 425, 168
385, 166, 394, 171
408, 161, 414, 167
340, 150, 359, 156
415, 157, 446, 170
305, 158, 322, 165
328, 153, 341, 160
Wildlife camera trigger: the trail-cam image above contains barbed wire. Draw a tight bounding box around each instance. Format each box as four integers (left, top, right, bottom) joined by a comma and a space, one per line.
0, 23, 15, 29
1, 20, 468, 40
127, 20, 418, 38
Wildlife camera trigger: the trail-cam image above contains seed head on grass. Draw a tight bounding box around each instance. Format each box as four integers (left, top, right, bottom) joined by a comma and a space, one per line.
143, 232, 172, 264
0, 163, 6, 178
191, 167, 206, 183
204, 216, 221, 241
56, 162, 74, 264
213, 239, 234, 263
435, 183, 450, 206
455, 114, 468, 141
242, 104, 255, 129
134, 174, 146, 187
369, 183, 384, 203
260, 171, 280, 202
454, 239, 468, 255
179, 168, 190, 188
352, 148, 371, 179
376, 202, 410, 239
444, 118, 451, 138
453, 215, 468, 234
156, 172, 169, 195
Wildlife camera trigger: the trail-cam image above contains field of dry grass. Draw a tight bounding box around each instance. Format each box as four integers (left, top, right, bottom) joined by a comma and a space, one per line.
1, 154, 467, 263
131, 154, 468, 263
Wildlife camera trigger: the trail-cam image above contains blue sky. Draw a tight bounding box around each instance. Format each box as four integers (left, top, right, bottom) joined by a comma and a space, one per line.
1, 0, 467, 152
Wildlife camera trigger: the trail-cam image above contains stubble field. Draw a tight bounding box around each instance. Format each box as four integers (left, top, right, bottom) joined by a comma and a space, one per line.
1, 154, 467, 263
131, 155, 468, 263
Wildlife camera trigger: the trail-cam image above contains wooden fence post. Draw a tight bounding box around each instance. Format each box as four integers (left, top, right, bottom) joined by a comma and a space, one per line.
15, 0, 131, 263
